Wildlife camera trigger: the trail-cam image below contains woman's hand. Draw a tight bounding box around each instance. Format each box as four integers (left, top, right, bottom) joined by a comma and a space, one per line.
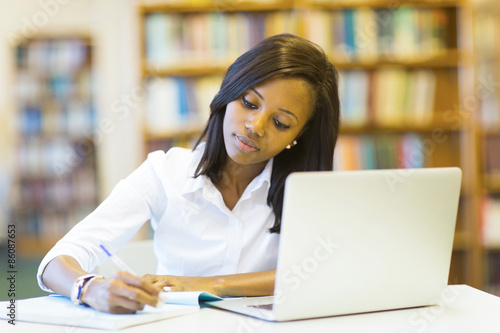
142, 274, 221, 295
143, 270, 275, 297
81, 272, 163, 314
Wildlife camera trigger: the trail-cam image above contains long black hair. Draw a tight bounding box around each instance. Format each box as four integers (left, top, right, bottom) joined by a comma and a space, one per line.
193, 33, 340, 233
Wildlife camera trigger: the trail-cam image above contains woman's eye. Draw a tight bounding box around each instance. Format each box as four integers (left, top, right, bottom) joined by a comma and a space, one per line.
273, 118, 290, 130
242, 96, 258, 110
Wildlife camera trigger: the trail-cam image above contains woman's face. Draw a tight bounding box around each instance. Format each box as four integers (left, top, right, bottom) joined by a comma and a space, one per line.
223, 76, 314, 166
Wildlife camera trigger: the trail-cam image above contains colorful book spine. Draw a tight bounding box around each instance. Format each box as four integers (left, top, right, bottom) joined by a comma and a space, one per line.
145, 75, 222, 135
482, 195, 500, 248
305, 8, 449, 60
144, 11, 295, 68
485, 135, 500, 175
334, 134, 426, 171
339, 68, 436, 127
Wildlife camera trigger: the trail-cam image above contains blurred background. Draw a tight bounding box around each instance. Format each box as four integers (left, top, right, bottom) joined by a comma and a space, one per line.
0, 0, 499, 300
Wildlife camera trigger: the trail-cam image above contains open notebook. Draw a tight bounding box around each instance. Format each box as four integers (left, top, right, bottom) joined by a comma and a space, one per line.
0, 292, 221, 330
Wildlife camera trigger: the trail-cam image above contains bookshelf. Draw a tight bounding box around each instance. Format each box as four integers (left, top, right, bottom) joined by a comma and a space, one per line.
303, 1, 479, 287
138, 0, 481, 288
11, 37, 99, 257
473, 0, 500, 295
140, 0, 297, 151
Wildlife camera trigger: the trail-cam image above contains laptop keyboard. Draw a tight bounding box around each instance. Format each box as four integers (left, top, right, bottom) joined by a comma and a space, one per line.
248, 303, 273, 310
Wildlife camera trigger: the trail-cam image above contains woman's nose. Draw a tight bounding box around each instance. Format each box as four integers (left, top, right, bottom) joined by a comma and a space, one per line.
245, 113, 265, 137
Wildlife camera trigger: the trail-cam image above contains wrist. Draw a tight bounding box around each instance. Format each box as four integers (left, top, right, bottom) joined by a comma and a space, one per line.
70, 274, 104, 306
213, 276, 227, 296
80, 275, 105, 306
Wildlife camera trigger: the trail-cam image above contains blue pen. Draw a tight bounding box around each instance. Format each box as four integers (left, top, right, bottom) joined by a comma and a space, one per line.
100, 244, 138, 276
99, 244, 169, 305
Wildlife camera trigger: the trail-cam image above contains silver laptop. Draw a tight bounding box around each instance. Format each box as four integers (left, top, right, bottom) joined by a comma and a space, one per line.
206, 167, 462, 321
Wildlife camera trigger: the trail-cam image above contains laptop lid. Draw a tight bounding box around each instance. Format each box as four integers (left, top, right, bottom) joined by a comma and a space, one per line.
272, 167, 462, 321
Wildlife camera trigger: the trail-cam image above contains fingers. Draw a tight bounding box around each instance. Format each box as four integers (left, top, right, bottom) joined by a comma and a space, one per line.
142, 274, 160, 284
107, 293, 143, 314
118, 272, 163, 296
142, 274, 188, 292
82, 273, 162, 314
142, 274, 178, 292
111, 272, 162, 308
147, 275, 176, 289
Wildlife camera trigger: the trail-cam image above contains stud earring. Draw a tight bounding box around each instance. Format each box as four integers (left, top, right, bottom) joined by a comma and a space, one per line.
286, 140, 297, 149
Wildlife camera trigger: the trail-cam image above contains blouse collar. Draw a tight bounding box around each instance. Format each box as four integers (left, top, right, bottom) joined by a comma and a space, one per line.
181, 142, 273, 198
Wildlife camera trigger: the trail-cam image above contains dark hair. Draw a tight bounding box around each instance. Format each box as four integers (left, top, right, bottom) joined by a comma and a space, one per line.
193, 33, 340, 233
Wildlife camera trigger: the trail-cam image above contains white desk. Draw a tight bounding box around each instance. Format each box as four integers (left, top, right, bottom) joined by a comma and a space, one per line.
3, 285, 500, 333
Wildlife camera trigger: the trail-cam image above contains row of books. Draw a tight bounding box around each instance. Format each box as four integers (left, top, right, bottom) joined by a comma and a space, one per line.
338, 68, 436, 127
13, 205, 95, 238
13, 166, 97, 207
144, 7, 450, 67
306, 8, 450, 60
18, 101, 96, 137
483, 133, 500, 177
474, 5, 498, 62
17, 138, 96, 178
16, 38, 89, 75
486, 250, 500, 296
482, 195, 500, 248
145, 11, 294, 67
141, 0, 279, 6
144, 68, 436, 136
145, 75, 221, 134
484, 135, 500, 175
334, 134, 427, 170
147, 138, 198, 153
16, 68, 93, 102
477, 62, 500, 132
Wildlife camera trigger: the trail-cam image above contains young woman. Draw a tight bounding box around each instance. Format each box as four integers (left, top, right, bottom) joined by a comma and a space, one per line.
38, 33, 340, 314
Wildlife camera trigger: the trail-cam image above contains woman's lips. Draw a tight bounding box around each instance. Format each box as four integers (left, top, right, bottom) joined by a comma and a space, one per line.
234, 135, 259, 152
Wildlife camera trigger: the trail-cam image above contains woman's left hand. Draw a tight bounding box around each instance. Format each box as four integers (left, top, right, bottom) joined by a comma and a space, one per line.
142, 274, 221, 295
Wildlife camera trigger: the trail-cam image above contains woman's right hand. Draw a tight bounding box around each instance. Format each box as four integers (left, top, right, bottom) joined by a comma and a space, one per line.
81, 271, 163, 314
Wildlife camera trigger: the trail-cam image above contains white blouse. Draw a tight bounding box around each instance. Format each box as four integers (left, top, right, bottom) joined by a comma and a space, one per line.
37, 143, 280, 292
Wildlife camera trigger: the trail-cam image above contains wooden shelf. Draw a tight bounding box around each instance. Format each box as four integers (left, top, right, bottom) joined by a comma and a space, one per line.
483, 246, 500, 252
139, 1, 292, 13
481, 129, 500, 136
333, 49, 464, 69
474, 0, 500, 10
142, 49, 465, 77
145, 121, 462, 139
138, 0, 481, 289
483, 174, 500, 193
144, 127, 204, 141
340, 121, 463, 134
142, 61, 229, 77
309, 0, 465, 9
454, 231, 472, 251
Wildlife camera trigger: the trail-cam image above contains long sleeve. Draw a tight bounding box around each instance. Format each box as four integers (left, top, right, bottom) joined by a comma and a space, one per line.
37, 151, 167, 292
